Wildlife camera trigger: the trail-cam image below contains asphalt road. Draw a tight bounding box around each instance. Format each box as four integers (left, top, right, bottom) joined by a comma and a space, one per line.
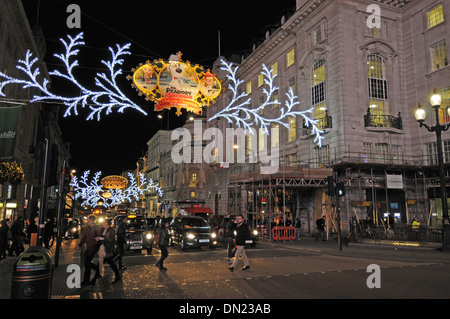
79, 239, 450, 302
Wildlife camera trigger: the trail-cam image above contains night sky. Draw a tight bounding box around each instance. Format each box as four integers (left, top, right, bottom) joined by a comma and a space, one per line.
20, 0, 296, 176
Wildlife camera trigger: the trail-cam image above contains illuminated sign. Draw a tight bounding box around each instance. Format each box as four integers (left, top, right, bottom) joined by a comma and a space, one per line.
129, 53, 221, 116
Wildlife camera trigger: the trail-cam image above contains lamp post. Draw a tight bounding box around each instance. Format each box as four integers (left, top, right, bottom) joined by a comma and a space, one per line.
415, 89, 450, 251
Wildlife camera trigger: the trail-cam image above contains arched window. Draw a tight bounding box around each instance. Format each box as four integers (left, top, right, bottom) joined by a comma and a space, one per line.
367, 54, 388, 117
311, 59, 326, 126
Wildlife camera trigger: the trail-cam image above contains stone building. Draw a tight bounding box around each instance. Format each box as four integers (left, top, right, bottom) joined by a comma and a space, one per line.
0, 0, 70, 222
204, 0, 450, 236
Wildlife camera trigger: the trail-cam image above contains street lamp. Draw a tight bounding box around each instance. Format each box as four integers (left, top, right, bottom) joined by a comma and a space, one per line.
415, 89, 450, 251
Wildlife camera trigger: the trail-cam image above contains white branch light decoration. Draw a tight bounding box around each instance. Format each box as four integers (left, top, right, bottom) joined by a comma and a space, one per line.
0, 33, 145, 121
71, 171, 162, 208
209, 60, 325, 146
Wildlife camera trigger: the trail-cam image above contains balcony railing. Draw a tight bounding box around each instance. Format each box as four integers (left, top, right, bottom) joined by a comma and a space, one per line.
364, 110, 403, 130
303, 114, 332, 130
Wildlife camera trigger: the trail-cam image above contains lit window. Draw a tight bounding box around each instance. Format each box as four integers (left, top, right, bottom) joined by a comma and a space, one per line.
430, 40, 448, 71
438, 87, 450, 123
312, 59, 327, 128
427, 4, 444, 29
287, 48, 295, 67
271, 62, 278, 76
367, 54, 389, 119
288, 116, 296, 142
246, 81, 252, 94
258, 73, 264, 87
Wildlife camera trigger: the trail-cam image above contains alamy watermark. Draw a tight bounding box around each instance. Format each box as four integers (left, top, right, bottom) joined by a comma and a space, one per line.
171, 120, 279, 175
366, 4, 381, 29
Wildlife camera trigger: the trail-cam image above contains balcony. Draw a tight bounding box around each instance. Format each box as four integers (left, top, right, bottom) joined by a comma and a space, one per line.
303, 114, 332, 131
364, 109, 403, 130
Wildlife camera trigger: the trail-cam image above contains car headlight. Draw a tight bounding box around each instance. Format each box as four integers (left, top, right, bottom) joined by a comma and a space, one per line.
186, 233, 195, 240
211, 232, 217, 239
253, 230, 258, 236
146, 233, 152, 240
72, 227, 77, 232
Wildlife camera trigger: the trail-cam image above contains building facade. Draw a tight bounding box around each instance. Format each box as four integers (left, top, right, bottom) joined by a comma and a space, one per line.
0, 0, 70, 223
202, 0, 450, 236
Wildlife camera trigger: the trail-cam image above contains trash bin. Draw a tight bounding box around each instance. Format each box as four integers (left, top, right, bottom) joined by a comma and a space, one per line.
11, 246, 53, 299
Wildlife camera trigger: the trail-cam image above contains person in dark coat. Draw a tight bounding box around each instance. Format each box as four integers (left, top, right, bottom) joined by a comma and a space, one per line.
76, 215, 100, 286
155, 220, 170, 271
10, 216, 25, 256
98, 219, 121, 283
228, 215, 250, 272
0, 219, 9, 259
225, 215, 236, 264
115, 216, 127, 270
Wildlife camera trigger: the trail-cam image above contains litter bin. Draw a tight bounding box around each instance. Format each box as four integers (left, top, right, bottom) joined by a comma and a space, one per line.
11, 246, 53, 299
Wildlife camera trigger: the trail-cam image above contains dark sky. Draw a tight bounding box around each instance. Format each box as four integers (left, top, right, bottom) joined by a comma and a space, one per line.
21, 0, 296, 176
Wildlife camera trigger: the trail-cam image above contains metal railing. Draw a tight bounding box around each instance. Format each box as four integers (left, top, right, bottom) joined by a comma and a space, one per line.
351, 219, 443, 248
364, 111, 403, 130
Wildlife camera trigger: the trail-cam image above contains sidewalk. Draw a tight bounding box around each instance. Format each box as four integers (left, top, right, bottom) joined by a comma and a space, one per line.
0, 239, 81, 299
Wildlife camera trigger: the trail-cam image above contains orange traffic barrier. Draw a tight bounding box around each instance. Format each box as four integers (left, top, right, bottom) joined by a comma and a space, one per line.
272, 226, 296, 241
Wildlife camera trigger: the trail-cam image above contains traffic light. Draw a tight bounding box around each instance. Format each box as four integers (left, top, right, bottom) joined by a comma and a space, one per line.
62, 166, 71, 193
324, 176, 334, 196
336, 181, 345, 196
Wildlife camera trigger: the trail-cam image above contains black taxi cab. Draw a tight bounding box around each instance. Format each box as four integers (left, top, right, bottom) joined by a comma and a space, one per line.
115, 214, 153, 254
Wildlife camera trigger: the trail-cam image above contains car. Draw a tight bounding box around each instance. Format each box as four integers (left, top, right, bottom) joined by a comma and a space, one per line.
62, 218, 81, 239
169, 216, 217, 250
116, 214, 154, 254
209, 215, 259, 247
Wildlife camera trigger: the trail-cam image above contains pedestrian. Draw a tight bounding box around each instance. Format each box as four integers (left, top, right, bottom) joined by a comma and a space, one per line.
294, 218, 301, 240
76, 215, 100, 286
225, 215, 236, 264
155, 220, 170, 271
0, 219, 9, 259
315, 215, 326, 241
228, 214, 250, 272
10, 216, 25, 256
44, 217, 54, 249
97, 219, 121, 283
115, 216, 127, 270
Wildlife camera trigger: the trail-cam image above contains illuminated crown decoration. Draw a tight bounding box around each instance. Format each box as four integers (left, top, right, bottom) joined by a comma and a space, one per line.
71, 171, 162, 208
127, 52, 222, 116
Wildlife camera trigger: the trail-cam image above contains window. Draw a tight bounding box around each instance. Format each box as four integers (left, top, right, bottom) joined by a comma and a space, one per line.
314, 26, 322, 44
363, 142, 373, 163
258, 73, 264, 87
288, 116, 296, 142
287, 48, 295, 67
288, 77, 295, 94
246, 81, 252, 94
427, 4, 444, 29
312, 59, 327, 128
271, 62, 278, 76
272, 124, 279, 147
391, 145, 402, 164
438, 87, 450, 123
426, 142, 438, 165
191, 173, 197, 184
375, 143, 389, 164
367, 54, 389, 118
258, 128, 265, 151
430, 40, 448, 71
444, 140, 450, 163
316, 145, 329, 167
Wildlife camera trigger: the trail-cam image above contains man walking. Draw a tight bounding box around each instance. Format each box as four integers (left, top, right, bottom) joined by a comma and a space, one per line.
228, 215, 250, 272
76, 215, 100, 286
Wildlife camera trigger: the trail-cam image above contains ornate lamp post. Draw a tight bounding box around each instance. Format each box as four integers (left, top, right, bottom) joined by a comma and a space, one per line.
415, 89, 450, 251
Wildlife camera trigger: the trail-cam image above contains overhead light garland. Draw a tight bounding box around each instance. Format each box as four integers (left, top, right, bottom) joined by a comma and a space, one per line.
208, 60, 325, 146
71, 170, 162, 208
0, 33, 145, 121
0, 161, 25, 184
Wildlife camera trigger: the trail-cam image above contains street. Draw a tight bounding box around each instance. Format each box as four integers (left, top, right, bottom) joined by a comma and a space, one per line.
76, 238, 450, 300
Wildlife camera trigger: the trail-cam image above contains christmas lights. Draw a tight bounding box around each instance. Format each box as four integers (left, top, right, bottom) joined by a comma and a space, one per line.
0, 33, 146, 121
71, 170, 162, 208
208, 60, 325, 146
